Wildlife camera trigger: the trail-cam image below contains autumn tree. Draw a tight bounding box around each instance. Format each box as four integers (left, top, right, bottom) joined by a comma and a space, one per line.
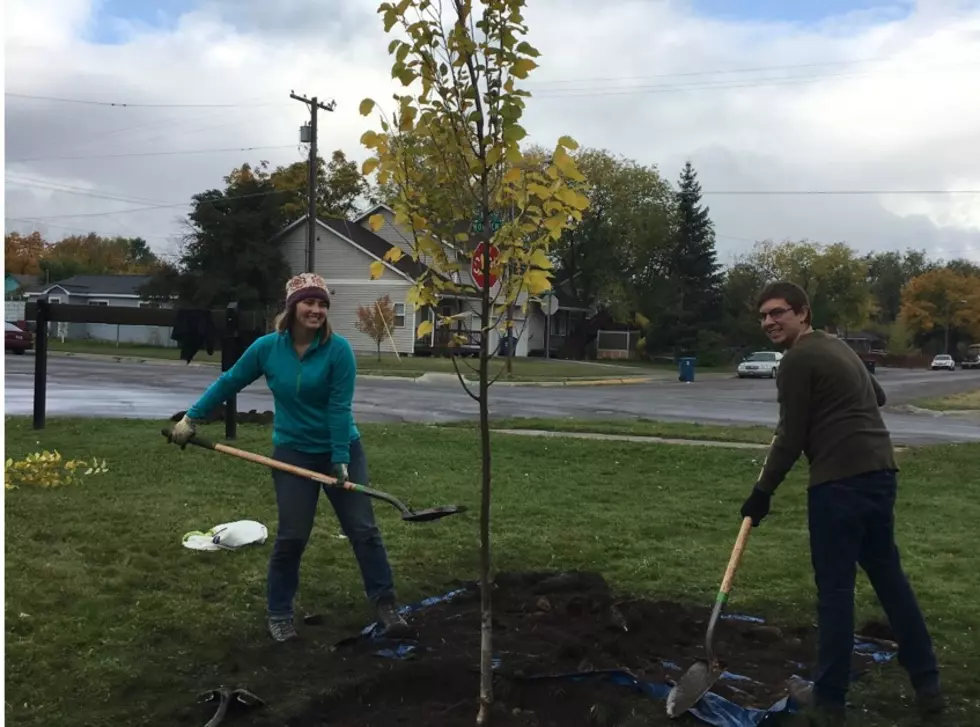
40, 234, 161, 281
900, 268, 980, 353
354, 293, 397, 360
5, 231, 48, 275
358, 0, 590, 721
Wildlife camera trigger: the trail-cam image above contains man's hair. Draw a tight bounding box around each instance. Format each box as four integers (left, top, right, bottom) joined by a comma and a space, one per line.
756, 281, 812, 325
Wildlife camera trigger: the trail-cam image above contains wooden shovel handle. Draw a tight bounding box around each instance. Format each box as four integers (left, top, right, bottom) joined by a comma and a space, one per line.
720, 516, 753, 596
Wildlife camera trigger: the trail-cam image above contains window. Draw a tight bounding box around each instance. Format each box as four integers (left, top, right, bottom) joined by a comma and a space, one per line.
393, 303, 405, 328
745, 352, 776, 362
88, 300, 109, 307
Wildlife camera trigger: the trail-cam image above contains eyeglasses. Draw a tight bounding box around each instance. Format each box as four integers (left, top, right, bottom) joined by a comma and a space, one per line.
759, 306, 794, 322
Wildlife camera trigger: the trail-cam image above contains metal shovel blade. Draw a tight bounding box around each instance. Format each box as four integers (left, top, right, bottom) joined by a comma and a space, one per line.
665, 658, 722, 718
402, 505, 467, 522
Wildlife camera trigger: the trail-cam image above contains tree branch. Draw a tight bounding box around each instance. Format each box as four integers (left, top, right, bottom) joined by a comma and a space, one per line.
450, 350, 481, 401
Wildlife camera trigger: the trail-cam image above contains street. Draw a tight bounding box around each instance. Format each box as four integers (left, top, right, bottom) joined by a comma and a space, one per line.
5, 354, 980, 445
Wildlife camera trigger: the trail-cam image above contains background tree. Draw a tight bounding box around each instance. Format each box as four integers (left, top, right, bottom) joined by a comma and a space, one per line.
354, 294, 397, 360
657, 161, 722, 355
270, 149, 376, 221
359, 0, 590, 721
140, 162, 291, 310
864, 248, 932, 325
5, 231, 48, 275
900, 268, 980, 353
40, 234, 161, 281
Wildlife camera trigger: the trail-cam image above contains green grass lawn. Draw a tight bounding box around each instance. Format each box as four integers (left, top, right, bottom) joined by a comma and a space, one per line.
47, 339, 675, 381
914, 389, 980, 411
445, 416, 776, 444
5, 418, 978, 726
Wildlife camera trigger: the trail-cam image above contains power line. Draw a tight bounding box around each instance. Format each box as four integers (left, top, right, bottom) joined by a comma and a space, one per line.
6, 174, 173, 207
4, 92, 292, 108
533, 62, 979, 98
8, 144, 299, 163
701, 189, 980, 195
524, 56, 899, 85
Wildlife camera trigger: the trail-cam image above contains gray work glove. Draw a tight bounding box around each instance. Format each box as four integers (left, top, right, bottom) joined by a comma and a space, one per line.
331, 463, 349, 486
169, 415, 198, 449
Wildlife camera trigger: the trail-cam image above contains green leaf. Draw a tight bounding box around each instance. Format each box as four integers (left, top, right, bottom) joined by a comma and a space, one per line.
359, 98, 376, 117
396, 42, 410, 63
516, 41, 541, 57
503, 124, 527, 143
395, 68, 418, 86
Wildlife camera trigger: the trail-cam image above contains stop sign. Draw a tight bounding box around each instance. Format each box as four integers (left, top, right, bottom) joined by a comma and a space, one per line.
471, 242, 499, 290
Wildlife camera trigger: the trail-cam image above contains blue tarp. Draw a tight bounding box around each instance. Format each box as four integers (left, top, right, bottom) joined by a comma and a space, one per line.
339, 587, 897, 727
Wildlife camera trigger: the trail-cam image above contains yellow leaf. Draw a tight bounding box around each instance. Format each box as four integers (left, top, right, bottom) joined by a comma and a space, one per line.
503, 168, 521, 184
511, 58, 538, 79
359, 98, 376, 116
370, 261, 385, 279
362, 158, 379, 175
384, 247, 405, 263
526, 269, 552, 295
360, 130, 380, 149
487, 145, 502, 166
529, 248, 553, 270
368, 213, 385, 232
557, 135, 579, 150
416, 320, 434, 339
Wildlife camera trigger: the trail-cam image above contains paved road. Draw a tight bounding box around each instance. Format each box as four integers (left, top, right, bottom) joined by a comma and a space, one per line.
5, 355, 980, 445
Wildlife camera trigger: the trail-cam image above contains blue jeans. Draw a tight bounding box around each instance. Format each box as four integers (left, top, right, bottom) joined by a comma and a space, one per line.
266, 439, 396, 618
807, 469, 939, 707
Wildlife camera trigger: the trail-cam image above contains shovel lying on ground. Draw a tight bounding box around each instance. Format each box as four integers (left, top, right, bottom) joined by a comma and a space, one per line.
161, 429, 467, 523
666, 515, 754, 719
197, 686, 264, 727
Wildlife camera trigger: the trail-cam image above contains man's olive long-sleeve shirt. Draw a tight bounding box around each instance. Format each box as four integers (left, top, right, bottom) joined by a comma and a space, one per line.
757, 330, 897, 494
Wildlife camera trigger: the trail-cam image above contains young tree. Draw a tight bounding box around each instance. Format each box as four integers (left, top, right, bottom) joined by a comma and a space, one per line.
358, 1, 590, 721
355, 293, 397, 360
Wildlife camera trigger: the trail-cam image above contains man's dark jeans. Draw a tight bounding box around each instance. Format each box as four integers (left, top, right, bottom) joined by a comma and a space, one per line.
808, 469, 939, 708
266, 438, 395, 619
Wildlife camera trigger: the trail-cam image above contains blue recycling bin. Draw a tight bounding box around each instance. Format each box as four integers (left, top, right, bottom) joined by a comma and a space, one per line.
678, 357, 696, 383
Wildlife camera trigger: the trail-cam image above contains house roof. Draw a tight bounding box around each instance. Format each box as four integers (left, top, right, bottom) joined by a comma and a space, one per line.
26, 274, 151, 297
273, 214, 430, 281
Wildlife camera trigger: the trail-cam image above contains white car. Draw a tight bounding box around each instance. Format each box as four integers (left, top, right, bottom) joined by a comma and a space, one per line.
930, 354, 956, 371
737, 351, 783, 379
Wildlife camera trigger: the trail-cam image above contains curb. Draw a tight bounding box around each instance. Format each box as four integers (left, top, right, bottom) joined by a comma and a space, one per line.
490, 428, 770, 449
42, 350, 220, 368
495, 376, 658, 387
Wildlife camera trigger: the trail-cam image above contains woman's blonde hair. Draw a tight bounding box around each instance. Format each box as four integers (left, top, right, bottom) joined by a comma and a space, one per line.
274, 301, 332, 343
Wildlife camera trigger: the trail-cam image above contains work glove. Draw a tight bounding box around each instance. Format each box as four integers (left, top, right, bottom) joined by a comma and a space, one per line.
169, 415, 198, 449
331, 463, 349, 487
740, 486, 771, 527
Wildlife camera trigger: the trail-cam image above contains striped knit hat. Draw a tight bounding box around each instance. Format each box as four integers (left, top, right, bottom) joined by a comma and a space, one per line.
285, 273, 330, 309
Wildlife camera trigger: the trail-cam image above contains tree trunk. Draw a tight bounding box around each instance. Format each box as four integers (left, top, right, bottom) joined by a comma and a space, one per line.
377, 341, 382, 362
476, 215, 494, 726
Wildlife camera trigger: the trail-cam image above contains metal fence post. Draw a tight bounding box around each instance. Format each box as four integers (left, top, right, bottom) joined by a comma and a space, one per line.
222, 302, 240, 440
32, 298, 50, 430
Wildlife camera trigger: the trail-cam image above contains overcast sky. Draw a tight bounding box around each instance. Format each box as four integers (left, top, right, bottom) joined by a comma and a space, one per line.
5, 0, 980, 266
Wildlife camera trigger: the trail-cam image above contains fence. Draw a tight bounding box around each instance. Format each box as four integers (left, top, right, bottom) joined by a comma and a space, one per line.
24, 298, 264, 437
595, 329, 640, 360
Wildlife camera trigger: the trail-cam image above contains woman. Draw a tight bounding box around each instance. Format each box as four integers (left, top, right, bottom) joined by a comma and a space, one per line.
169, 272, 410, 642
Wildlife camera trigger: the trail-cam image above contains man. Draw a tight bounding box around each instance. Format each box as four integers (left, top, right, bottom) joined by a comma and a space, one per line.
739, 281, 942, 723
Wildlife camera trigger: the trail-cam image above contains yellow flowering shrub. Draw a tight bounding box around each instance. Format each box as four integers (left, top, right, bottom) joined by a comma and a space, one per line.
5, 450, 109, 490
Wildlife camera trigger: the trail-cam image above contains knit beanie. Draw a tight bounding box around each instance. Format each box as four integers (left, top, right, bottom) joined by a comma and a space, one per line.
285, 273, 330, 309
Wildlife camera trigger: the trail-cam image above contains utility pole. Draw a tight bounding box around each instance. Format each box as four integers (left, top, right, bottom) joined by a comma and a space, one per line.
290, 91, 336, 273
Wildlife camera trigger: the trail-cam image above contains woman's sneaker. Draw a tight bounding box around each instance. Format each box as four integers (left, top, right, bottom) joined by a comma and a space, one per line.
375, 598, 412, 638
268, 615, 298, 642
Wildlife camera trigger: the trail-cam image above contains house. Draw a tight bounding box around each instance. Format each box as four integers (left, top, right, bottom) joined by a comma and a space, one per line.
23, 274, 173, 347
274, 204, 593, 357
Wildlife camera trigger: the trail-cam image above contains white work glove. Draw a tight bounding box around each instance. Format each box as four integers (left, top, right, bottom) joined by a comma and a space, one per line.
169, 415, 198, 449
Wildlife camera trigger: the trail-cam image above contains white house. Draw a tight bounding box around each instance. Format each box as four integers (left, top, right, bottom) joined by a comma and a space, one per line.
275, 204, 593, 357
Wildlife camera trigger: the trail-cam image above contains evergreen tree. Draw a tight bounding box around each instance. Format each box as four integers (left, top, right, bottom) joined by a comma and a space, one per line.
665, 161, 723, 354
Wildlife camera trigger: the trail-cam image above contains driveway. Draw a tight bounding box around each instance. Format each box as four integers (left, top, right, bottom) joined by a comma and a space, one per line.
5, 355, 980, 445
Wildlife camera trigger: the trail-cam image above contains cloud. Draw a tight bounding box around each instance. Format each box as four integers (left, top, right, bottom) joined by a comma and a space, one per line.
5, 0, 980, 265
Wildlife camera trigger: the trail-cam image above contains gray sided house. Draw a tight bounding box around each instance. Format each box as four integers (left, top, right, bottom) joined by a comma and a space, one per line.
275, 204, 591, 357
23, 274, 173, 347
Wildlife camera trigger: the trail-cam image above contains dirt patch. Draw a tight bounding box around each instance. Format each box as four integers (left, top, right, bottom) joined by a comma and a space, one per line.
257, 571, 884, 727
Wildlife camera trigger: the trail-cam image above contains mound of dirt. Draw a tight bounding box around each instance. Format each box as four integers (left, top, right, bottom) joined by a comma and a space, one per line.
278, 571, 884, 727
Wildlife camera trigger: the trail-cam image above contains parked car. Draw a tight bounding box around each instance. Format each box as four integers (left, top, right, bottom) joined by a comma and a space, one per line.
5, 321, 33, 354
962, 345, 980, 370
930, 354, 956, 371
736, 351, 783, 379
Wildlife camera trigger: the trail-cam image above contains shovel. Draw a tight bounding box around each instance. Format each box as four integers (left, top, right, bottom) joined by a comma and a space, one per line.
161, 429, 467, 523
666, 515, 754, 719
